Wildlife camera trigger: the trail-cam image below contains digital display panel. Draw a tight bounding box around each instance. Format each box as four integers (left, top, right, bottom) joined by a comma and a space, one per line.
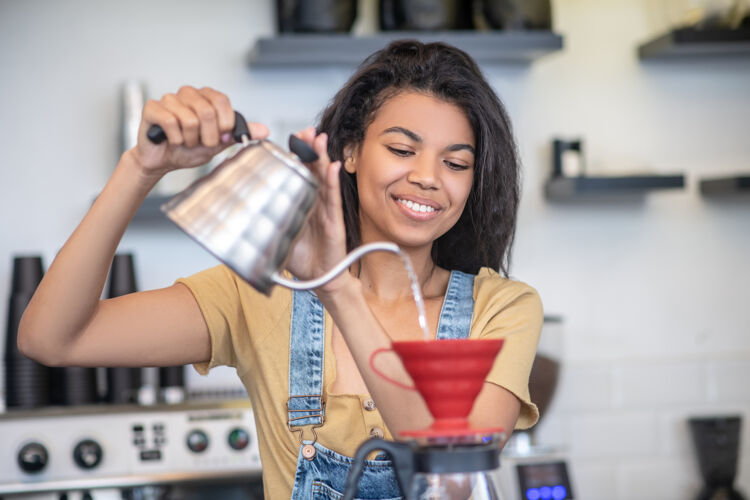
516, 461, 573, 500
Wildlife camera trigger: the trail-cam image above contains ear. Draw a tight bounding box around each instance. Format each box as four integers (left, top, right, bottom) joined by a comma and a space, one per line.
343, 145, 357, 174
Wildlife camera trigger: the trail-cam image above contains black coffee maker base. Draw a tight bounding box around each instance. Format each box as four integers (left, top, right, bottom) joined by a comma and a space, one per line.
696, 487, 746, 500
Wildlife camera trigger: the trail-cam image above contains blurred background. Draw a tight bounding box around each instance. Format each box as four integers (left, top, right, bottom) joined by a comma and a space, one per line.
1, 0, 749, 499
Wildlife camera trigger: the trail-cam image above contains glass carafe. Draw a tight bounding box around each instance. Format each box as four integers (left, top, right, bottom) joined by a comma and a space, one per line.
343, 435, 505, 500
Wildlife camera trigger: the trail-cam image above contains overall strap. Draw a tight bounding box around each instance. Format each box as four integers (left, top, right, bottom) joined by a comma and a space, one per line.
435, 270, 476, 340
287, 289, 325, 429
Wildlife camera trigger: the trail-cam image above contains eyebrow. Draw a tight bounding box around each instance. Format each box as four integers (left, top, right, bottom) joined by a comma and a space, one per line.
381, 126, 475, 155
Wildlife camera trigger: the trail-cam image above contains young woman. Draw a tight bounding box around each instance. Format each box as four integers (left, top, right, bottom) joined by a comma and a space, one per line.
19, 40, 542, 499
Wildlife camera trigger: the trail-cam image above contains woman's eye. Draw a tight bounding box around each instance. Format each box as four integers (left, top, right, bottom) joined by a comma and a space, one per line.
444, 160, 470, 171
386, 146, 413, 157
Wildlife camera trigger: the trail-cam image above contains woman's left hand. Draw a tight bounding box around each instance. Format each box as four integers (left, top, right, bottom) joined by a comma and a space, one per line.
283, 127, 354, 294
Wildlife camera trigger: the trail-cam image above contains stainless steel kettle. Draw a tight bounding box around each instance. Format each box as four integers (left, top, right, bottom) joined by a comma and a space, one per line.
147, 112, 400, 294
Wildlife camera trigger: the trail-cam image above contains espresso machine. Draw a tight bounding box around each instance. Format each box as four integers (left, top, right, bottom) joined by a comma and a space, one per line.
1, 253, 262, 499
0, 400, 263, 500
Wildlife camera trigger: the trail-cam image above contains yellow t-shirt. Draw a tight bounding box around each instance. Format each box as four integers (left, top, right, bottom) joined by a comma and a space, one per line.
177, 265, 542, 499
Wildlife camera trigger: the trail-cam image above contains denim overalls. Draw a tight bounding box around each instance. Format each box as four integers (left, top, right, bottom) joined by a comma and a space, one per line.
287, 270, 475, 499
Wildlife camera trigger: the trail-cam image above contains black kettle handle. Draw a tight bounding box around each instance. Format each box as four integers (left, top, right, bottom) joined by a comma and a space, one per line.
288, 134, 319, 163
146, 110, 250, 144
342, 438, 415, 500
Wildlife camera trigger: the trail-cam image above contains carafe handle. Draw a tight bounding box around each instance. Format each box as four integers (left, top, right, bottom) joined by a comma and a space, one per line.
342, 438, 416, 500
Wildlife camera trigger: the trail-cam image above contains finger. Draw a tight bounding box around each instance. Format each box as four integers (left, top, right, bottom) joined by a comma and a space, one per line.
247, 122, 270, 141
292, 127, 322, 173
313, 132, 331, 165
295, 126, 317, 147
198, 87, 269, 142
198, 87, 234, 134
313, 132, 335, 182
161, 93, 200, 147
177, 86, 220, 148
324, 161, 343, 218
141, 99, 183, 146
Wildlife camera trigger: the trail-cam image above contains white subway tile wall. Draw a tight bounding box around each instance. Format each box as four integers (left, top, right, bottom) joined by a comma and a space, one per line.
571, 460, 616, 500
533, 357, 749, 499
617, 456, 700, 500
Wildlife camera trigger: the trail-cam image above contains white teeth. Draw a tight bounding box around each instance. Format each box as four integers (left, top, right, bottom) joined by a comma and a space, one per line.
397, 198, 435, 213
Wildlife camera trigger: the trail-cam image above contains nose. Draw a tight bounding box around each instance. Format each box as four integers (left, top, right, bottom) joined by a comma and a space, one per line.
406, 154, 440, 190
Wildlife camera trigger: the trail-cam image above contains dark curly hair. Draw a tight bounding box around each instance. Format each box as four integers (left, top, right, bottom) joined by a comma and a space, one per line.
317, 40, 520, 277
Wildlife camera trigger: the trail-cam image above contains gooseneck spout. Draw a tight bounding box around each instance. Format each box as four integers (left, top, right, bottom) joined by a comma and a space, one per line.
271, 242, 400, 290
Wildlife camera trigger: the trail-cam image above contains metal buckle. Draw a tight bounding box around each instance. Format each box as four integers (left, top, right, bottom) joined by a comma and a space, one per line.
286, 395, 325, 446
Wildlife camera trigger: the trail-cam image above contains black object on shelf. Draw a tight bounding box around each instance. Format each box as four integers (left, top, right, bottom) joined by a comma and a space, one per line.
247, 31, 563, 67
277, 0, 357, 33
638, 27, 750, 59
699, 174, 750, 197
545, 137, 685, 201
380, 0, 473, 31
5, 256, 52, 409
481, 0, 552, 31
132, 195, 170, 223
552, 138, 584, 177
688, 416, 746, 500
545, 174, 685, 201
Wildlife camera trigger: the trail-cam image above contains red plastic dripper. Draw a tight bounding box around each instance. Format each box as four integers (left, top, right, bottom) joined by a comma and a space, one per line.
391, 338, 504, 437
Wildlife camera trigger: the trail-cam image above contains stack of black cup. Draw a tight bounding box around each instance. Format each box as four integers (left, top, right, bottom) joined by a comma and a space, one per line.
49, 365, 98, 406
160, 364, 186, 404
46, 256, 98, 406
106, 253, 142, 404
4, 256, 51, 409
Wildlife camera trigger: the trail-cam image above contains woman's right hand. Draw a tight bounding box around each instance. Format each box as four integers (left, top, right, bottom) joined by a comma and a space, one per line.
19, 85, 274, 368
131, 86, 270, 182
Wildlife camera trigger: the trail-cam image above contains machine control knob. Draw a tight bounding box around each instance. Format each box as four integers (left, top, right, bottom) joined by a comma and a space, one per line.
227, 427, 250, 451
186, 429, 209, 453
73, 439, 103, 469
17, 442, 49, 473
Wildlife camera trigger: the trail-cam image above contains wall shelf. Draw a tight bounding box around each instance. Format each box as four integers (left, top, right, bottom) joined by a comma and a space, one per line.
638, 27, 750, 59
247, 31, 563, 67
544, 174, 685, 201
132, 195, 171, 223
699, 174, 750, 197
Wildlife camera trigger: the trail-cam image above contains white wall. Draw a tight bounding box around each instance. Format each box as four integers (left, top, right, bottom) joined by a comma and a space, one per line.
1, 1, 748, 499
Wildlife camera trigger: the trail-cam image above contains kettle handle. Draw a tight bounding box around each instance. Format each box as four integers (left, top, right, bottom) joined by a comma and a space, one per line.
288, 134, 319, 163
146, 110, 250, 144
342, 438, 416, 500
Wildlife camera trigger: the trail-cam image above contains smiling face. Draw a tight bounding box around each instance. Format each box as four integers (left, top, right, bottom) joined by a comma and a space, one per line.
345, 91, 475, 252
